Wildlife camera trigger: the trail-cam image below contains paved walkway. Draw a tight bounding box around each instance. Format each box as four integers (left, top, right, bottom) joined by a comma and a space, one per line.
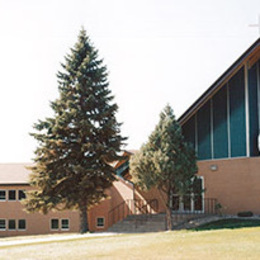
0, 232, 118, 247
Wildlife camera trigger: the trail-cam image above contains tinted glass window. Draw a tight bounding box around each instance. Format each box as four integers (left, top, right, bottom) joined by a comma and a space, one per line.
18, 219, 26, 230
8, 219, 16, 230
19, 190, 26, 200
61, 219, 69, 230
0, 219, 6, 230
51, 219, 59, 229
0, 190, 6, 200
8, 190, 16, 201
97, 217, 104, 227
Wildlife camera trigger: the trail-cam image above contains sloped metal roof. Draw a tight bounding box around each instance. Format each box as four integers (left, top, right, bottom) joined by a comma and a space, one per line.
178, 37, 260, 125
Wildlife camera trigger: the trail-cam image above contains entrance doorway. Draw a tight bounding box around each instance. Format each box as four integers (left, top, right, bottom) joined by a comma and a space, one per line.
172, 177, 204, 213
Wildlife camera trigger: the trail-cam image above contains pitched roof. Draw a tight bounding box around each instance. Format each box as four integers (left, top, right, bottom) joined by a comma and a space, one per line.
0, 151, 134, 184
178, 37, 260, 125
0, 163, 32, 185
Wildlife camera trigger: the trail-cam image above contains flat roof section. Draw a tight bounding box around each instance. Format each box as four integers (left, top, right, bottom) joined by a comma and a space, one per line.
0, 163, 32, 185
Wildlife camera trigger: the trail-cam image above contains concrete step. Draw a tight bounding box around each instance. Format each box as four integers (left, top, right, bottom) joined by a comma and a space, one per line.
108, 213, 166, 233
126, 213, 165, 221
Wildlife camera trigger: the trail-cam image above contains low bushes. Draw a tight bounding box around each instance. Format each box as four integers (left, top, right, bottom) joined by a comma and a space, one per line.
237, 211, 253, 217
193, 218, 260, 231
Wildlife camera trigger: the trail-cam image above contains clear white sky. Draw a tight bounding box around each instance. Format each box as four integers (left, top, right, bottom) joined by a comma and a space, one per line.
0, 0, 259, 162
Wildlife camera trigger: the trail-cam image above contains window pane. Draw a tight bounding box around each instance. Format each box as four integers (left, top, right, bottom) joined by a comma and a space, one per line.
8, 219, 16, 230
51, 219, 59, 229
61, 219, 69, 230
213, 85, 228, 158
229, 67, 246, 157
182, 116, 196, 150
248, 63, 259, 156
193, 178, 202, 194
97, 217, 104, 227
197, 101, 212, 160
0, 219, 6, 230
183, 195, 191, 211
18, 219, 26, 230
0, 190, 6, 200
172, 195, 180, 211
194, 195, 203, 211
8, 190, 16, 201
19, 190, 26, 201
193, 178, 203, 211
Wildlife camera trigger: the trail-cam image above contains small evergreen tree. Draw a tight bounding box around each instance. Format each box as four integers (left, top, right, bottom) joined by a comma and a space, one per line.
130, 105, 197, 230
24, 28, 126, 233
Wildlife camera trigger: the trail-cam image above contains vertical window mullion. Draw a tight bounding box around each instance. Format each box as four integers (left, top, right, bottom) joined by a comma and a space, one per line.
191, 193, 194, 212
245, 63, 250, 157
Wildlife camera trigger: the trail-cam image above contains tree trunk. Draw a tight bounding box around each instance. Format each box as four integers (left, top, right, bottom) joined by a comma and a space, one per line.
79, 201, 89, 233
158, 188, 172, 230
165, 186, 173, 230
165, 205, 172, 230
169, 189, 173, 209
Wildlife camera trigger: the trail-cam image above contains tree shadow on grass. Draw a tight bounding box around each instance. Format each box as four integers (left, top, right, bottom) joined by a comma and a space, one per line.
192, 218, 260, 231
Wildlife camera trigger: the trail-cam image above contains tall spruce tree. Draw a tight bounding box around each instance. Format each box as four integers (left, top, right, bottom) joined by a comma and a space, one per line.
24, 28, 126, 233
130, 105, 197, 230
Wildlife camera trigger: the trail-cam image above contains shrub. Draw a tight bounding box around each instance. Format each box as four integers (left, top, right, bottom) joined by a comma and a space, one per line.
237, 211, 253, 217
215, 203, 223, 216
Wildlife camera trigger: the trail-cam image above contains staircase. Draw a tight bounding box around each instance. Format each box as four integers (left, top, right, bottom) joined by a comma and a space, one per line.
108, 213, 166, 233
107, 198, 219, 232
108, 213, 219, 232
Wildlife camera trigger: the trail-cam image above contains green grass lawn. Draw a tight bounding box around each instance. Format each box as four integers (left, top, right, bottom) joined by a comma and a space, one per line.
1, 227, 260, 259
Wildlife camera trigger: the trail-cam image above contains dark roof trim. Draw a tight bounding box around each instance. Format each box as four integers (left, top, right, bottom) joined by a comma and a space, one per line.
178, 37, 260, 125
0, 183, 30, 186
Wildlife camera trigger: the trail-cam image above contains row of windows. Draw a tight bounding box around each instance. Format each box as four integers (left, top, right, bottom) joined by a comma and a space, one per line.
0, 218, 104, 231
0, 219, 26, 231
0, 219, 71, 231
0, 190, 26, 201
183, 61, 260, 160
51, 219, 70, 230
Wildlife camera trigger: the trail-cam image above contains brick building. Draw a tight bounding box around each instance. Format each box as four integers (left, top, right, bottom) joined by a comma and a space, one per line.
0, 152, 134, 236
1, 38, 260, 236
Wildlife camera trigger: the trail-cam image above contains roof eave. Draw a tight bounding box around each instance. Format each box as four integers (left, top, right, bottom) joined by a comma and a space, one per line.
0, 183, 30, 186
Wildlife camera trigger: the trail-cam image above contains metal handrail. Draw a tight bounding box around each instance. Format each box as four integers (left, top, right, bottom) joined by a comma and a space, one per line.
171, 198, 219, 226
172, 198, 218, 215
